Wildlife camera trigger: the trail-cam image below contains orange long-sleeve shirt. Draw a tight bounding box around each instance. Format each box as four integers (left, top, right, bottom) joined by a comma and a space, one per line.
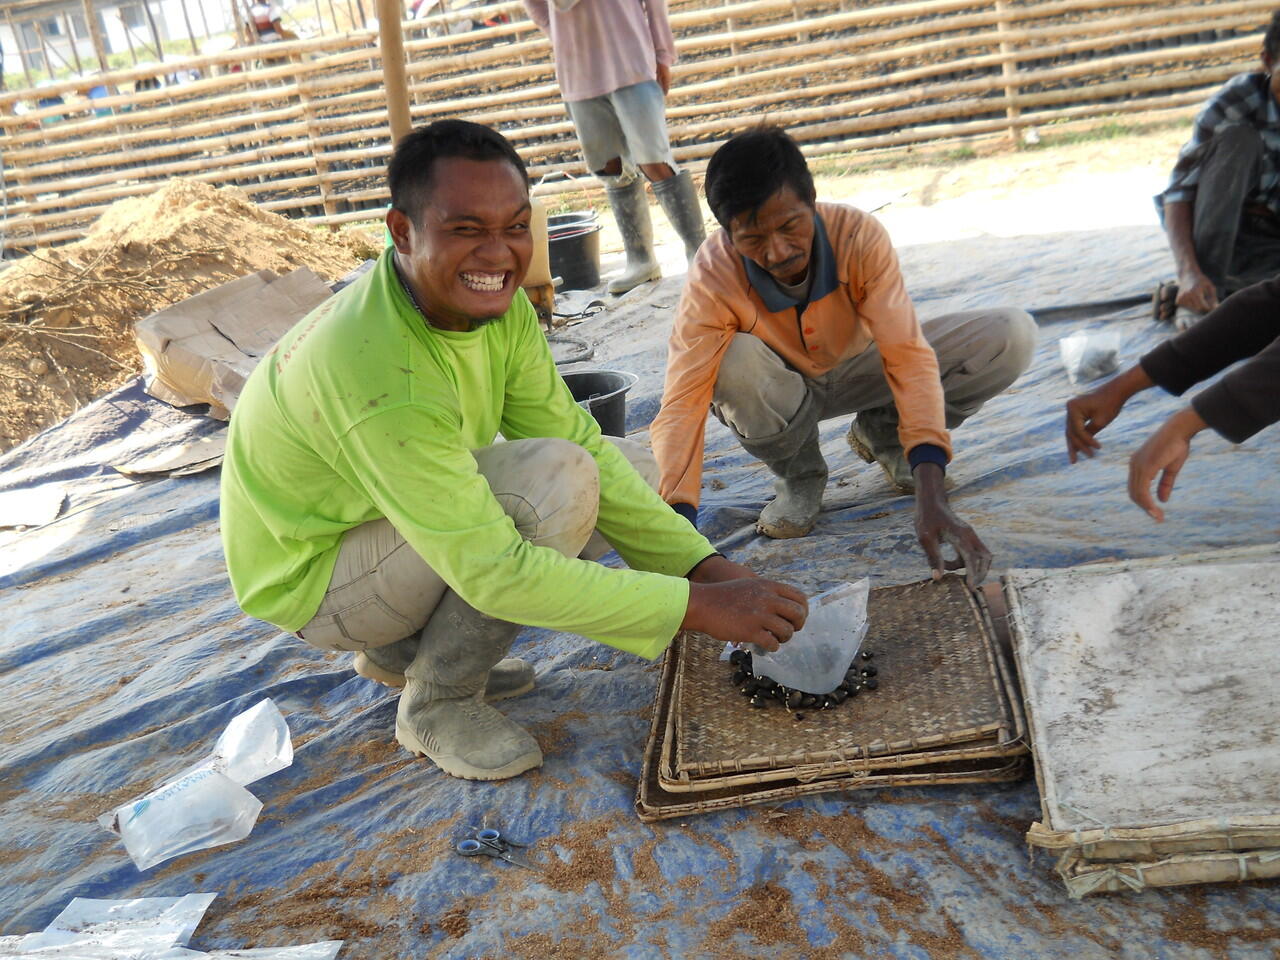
651, 203, 951, 508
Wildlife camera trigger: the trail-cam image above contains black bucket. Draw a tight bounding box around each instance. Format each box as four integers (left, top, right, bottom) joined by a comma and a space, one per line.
561, 369, 638, 437
549, 211, 602, 291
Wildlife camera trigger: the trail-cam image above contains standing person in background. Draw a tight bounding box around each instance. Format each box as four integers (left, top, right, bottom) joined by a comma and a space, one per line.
524, 0, 706, 294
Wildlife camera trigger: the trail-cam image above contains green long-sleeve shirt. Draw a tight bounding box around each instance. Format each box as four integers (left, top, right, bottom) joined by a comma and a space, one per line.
220, 250, 713, 658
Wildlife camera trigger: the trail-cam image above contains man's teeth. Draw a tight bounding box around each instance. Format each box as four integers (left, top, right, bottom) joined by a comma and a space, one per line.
460, 272, 505, 292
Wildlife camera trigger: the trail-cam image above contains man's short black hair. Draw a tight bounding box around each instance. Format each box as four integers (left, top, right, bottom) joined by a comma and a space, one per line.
388, 119, 528, 224
704, 127, 816, 230
1265, 10, 1280, 61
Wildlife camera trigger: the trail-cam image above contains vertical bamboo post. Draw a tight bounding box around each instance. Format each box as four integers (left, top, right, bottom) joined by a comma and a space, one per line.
376, 0, 411, 144
726, 5, 741, 77
6, 10, 35, 86
791, 0, 808, 43
83, 0, 110, 72
118, 9, 139, 65
994, 0, 1021, 142
178, 0, 200, 53
194, 0, 211, 38
34, 20, 58, 75
297, 68, 339, 216
229, 0, 251, 46
142, 0, 165, 60
326, 0, 340, 34
62, 12, 84, 73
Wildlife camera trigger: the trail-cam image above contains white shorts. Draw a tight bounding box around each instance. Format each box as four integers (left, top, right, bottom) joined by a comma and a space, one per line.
566, 80, 677, 184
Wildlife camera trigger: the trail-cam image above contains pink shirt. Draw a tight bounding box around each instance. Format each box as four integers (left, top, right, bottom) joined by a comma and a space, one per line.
524, 0, 676, 102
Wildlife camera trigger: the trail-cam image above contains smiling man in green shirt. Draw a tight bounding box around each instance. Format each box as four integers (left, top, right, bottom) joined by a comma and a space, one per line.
220, 120, 807, 781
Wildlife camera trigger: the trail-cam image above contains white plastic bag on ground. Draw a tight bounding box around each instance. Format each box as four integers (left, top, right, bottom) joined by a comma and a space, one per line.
1059, 330, 1122, 384
99, 700, 293, 871
750, 579, 870, 694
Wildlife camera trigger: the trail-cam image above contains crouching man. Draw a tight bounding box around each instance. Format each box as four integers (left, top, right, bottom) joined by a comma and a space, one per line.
649, 127, 1036, 586
220, 120, 807, 781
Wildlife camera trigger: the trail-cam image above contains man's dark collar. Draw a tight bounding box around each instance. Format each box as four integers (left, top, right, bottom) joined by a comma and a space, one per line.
742, 210, 838, 312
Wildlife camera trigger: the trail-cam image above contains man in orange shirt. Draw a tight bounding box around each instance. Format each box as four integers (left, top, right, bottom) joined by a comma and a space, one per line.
650, 128, 1036, 585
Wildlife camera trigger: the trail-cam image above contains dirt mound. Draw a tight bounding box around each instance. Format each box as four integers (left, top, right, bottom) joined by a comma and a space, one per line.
0, 179, 378, 454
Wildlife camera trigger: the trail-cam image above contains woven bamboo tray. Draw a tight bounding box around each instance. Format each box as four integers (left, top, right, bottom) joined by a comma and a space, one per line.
636, 634, 1028, 822
1007, 544, 1280, 872
660, 576, 1026, 793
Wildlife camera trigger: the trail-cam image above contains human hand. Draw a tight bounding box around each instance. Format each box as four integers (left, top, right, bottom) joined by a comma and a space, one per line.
913, 464, 991, 590
655, 61, 671, 96
1176, 269, 1219, 315
1065, 364, 1154, 462
1128, 406, 1207, 522
682, 578, 808, 651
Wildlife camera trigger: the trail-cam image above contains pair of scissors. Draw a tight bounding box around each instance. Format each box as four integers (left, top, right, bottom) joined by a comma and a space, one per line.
455, 828, 538, 871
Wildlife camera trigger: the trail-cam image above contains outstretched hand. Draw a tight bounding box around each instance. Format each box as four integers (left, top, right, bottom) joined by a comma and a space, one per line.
1064, 364, 1155, 463
913, 463, 991, 589
1128, 406, 1207, 522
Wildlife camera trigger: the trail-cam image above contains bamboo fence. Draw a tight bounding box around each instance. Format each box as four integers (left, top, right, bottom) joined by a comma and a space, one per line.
0, 0, 1268, 251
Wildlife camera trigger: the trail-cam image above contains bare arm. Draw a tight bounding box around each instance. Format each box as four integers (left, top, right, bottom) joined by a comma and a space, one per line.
1162, 198, 1219, 314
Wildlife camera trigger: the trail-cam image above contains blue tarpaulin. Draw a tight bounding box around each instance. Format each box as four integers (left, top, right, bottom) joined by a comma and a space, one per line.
2, 223, 1278, 958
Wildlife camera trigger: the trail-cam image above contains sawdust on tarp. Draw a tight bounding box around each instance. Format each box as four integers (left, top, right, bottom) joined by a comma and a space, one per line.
0, 178, 378, 454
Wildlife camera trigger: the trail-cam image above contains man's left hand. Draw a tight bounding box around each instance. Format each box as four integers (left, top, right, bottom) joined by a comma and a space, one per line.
655, 61, 671, 96
913, 463, 991, 589
1128, 405, 1207, 522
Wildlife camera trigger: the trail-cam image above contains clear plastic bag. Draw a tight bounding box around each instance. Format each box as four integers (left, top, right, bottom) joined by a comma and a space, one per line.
1059, 330, 1122, 384
99, 700, 293, 871
749, 579, 870, 694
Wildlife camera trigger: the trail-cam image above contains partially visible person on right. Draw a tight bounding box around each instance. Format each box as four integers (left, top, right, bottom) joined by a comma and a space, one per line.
1066, 278, 1280, 521
1154, 10, 1280, 328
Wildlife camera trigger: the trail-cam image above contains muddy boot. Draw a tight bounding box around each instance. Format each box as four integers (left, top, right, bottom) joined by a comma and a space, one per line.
395, 592, 542, 781
606, 178, 661, 295
652, 169, 706, 264
354, 639, 534, 701
742, 425, 828, 539
847, 415, 915, 494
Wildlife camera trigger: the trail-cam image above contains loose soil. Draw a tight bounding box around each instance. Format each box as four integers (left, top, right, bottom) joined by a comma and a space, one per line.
0, 178, 378, 454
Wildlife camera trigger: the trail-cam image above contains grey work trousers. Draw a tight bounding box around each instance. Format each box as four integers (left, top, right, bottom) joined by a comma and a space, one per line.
296, 435, 659, 652
1182, 124, 1280, 296
712, 308, 1037, 458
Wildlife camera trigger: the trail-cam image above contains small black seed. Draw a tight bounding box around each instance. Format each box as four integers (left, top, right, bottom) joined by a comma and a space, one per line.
750, 694, 767, 708
787, 692, 805, 710
730, 649, 747, 666
793, 713, 804, 721
832, 688, 848, 704
860, 666, 878, 678
860, 650, 874, 661
800, 694, 818, 708
731, 669, 747, 685
740, 684, 755, 697
864, 677, 879, 690
847, 684, 860, 697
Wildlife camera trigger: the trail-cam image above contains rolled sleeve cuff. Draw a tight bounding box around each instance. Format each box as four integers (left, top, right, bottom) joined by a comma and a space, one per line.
1192, 383, 1275, 444
671, 501, 698, 527
907, 443, 949, 473
1140, 347, 1198, 397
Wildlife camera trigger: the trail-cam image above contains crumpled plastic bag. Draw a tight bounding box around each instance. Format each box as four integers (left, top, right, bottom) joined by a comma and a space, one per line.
98, 700, 293, 871
1059, 330, 1122, 384
746, 579, 870, 694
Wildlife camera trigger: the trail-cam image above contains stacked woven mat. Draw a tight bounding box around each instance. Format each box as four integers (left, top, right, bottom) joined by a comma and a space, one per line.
1005, 545, 1280, 897
636, 575, 1030, 821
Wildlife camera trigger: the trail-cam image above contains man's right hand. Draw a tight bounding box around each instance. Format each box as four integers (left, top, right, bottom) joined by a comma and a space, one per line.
1176, 269, 1219, 315
682, 578, 808, 652
1065, 364, 1155, 463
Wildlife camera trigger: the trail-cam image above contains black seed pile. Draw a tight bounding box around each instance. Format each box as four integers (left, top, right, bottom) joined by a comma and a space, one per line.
728, 647, 880, 712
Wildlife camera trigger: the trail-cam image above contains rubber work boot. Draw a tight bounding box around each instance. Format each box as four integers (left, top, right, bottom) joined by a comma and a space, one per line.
652, 169, 706, 264
354, 639, 534, 701
395, 591, 542, 781
605, 178, 661, 295
745, 430, 829, 539
847, 416, 915, 494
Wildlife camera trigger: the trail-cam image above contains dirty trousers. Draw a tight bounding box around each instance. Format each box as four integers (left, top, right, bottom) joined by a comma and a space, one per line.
712, 308, 1037, 454
1181, 124, 1280, 296
296, 436, 658, 652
